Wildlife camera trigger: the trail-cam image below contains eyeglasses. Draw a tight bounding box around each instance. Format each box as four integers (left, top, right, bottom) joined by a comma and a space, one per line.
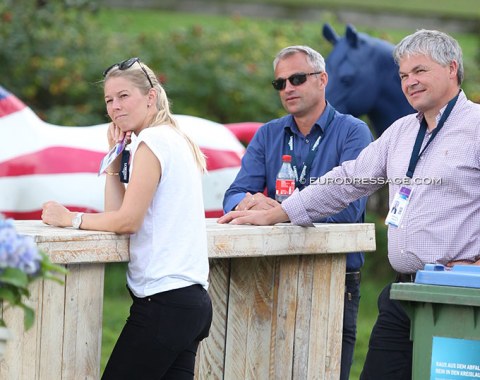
271, 72, 322, 91
103, 57, 154, 88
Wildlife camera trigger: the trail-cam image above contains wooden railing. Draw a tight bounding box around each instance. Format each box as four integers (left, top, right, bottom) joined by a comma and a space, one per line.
1, 219, 375, 379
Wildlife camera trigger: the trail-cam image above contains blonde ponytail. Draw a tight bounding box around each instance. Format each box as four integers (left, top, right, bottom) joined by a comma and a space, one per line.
151, 87, 207, 173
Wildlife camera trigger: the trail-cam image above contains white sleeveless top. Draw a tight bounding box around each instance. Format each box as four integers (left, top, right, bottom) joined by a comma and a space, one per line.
126, 125, 209, 297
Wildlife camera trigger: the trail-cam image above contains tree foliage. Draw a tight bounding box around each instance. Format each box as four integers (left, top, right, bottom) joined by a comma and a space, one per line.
2, 1, 479, 127
0, 1, 336, 125
0, 0, 107, 125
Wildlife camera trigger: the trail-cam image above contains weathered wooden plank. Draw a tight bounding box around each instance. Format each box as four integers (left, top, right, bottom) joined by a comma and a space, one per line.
324, 256, 346, 379
207, 222, 376, 258
77, 264, 104, 380
308, 255, 345, 380
14, 220, 376, 261
292, 255, 315, 379
271, 256, 299, 379
224, 258, 250, 379
1, 298, 26, 379
38, 270, 68, 379
13, 221, 130, 264
308, 256, 333, 379
0, 281, 42, 379
224, 257, 275, 379
196, 258, 229, 379
0, 307, 26, 378
61, 264, 81, 379
245, 257, 274, 380
62, 264, 104, 380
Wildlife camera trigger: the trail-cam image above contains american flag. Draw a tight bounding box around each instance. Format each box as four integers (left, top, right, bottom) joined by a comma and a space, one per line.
0, 86, 250, 219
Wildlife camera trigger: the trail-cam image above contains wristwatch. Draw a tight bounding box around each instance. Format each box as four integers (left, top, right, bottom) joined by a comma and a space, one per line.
72, 212, 84, 229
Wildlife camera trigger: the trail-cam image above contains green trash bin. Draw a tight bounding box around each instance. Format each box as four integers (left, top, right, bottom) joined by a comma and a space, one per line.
390, 264, 480, 380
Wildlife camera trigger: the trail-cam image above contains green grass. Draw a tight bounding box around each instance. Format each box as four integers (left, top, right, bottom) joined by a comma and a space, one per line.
94, 7, 480, 105
101, 295, 129, 371
351, 278, 393, 378
93, 8, 479, 63
230, 0, 480, 19
99, 0, 480, 20
101, 263, 129, 373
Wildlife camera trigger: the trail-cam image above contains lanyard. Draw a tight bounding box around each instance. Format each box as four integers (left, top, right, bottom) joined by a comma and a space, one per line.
120, 149, 130, 183
405, 93, 459, 178
284, 107, 335, 189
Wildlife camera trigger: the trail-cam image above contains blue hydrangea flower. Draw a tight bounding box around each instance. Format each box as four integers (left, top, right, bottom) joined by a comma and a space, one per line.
0, 216, 67, 330
0, 219, 41, 275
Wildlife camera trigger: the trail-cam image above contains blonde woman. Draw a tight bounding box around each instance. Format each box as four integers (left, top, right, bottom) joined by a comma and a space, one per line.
42, 58, 212, 379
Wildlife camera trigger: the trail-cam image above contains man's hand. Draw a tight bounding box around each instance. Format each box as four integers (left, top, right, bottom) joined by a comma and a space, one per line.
218, 204, 290, 225
235, 192, 279, 211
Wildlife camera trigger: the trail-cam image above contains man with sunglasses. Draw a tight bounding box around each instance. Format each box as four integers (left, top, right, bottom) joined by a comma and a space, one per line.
223, 45, 373, 380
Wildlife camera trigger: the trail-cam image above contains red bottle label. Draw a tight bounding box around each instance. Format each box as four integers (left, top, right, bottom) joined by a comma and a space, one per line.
276, 179, 295, 195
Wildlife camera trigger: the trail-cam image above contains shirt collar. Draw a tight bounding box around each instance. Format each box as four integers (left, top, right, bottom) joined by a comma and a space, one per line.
284, 101, 333, 137
415, 89, 464, 125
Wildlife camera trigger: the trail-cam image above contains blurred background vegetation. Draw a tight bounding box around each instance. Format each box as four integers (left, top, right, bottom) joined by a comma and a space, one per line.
1, 0, 479, 378
2, 0, 480, 127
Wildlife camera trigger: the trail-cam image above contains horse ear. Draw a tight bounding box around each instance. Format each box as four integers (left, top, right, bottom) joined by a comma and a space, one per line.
322, 23, 339, 45
345, 24, 359, 48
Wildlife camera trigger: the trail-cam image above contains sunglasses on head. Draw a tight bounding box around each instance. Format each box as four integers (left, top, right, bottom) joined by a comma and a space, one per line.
103, 57, 154, 88
271, 72, 322, 91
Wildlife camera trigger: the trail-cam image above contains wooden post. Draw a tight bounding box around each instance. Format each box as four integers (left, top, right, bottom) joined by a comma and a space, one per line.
1, 220, 375, 380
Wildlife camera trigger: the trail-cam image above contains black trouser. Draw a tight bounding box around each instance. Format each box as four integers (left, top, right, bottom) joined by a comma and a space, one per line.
360, 283, 413, 380
102, 284, 213, 380
340, 271, 361, 380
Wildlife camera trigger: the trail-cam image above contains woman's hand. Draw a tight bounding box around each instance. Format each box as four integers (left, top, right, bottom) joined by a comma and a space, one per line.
107, 122, 132, 149
42, 201, 73, 227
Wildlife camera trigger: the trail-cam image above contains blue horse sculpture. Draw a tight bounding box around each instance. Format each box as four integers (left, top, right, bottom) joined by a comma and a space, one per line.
323, 23, 414, 136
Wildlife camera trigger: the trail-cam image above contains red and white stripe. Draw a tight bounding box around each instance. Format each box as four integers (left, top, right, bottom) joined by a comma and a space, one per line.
0, 86, 246, 219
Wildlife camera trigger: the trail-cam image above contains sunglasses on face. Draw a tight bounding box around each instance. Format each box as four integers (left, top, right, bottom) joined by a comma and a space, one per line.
103, 57, 154, 88
271, 71, 322, 91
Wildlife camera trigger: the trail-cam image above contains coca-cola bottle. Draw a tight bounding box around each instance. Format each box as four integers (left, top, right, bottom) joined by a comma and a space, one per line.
275, 155, 295, 203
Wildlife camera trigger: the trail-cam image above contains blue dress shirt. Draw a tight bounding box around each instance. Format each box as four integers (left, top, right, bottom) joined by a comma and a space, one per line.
223, 103, 374, 271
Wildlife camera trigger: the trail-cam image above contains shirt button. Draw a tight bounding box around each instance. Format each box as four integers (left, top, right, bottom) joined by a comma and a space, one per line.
305, 139, 309, 144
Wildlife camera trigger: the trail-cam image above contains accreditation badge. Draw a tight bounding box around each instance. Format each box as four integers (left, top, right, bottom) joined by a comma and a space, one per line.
385, 186, 412, 227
